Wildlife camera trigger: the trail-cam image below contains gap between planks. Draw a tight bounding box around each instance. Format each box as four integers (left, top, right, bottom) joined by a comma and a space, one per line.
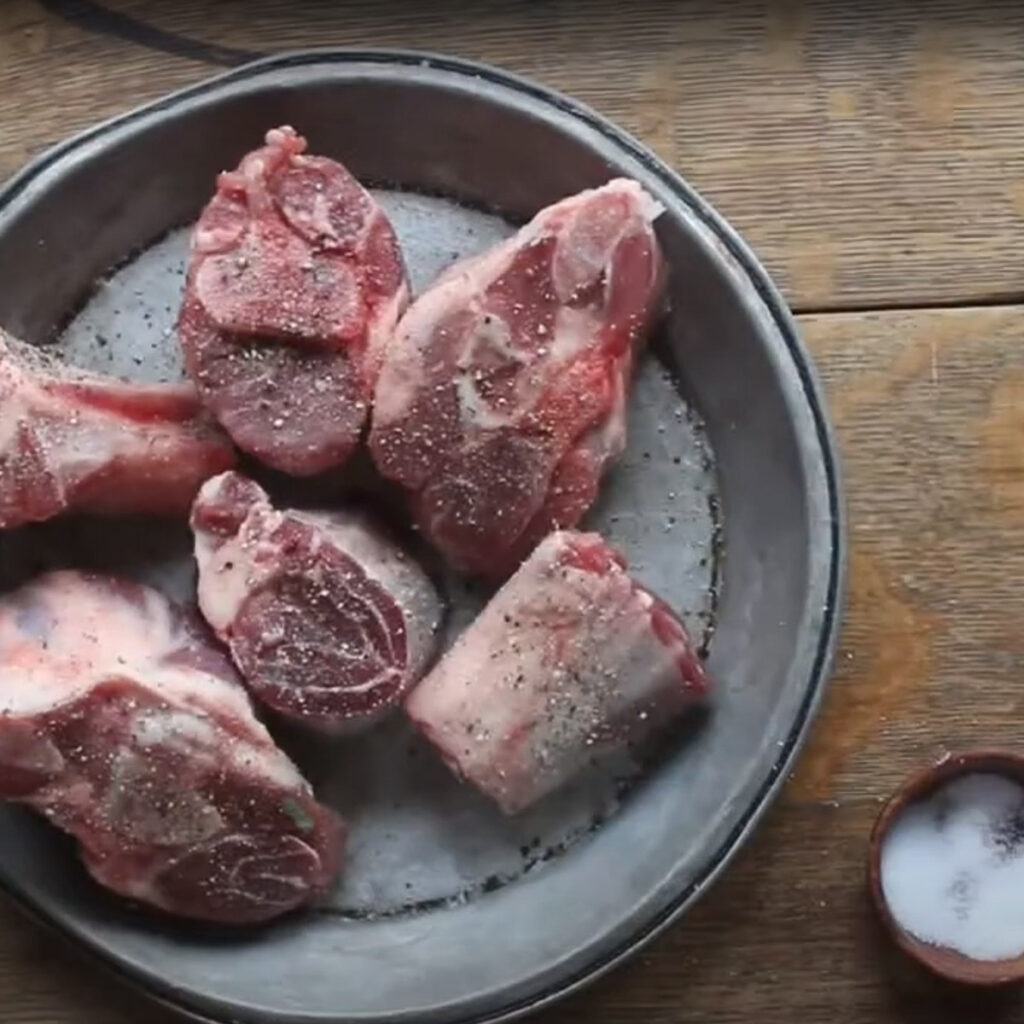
794, 293, 1024, 318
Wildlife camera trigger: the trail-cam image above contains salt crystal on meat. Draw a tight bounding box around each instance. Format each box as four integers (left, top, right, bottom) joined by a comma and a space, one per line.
191, 471, 443, 731
0, 570, 343, 924
179, 126, 409, 476
406, 530, 709, 814
0, 331, 235, 529
369, 179, 666, 577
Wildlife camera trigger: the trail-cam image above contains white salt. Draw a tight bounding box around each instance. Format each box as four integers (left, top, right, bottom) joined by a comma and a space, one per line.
881, 773, 1024, 961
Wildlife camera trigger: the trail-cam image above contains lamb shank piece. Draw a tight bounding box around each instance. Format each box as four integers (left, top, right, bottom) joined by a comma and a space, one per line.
369, 178, 666, 578
406, 530, 710, 814
0, 331, 236, 530
0, 571, 343, 924
179, 126, 409, 476
191, 471, 442, 731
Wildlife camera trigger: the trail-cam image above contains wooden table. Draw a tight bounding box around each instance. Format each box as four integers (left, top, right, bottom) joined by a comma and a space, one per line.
2, 1, 1024, 1021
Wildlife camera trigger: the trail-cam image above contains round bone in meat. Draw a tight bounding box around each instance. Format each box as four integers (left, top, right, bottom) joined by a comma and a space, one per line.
369, 179, 665, 577
0, 570, 343, 924
191, 471, 443, 731
179, 126, 409, 476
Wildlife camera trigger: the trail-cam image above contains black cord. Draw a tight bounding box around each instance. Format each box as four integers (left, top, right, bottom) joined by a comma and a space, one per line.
38, 0, 264, 67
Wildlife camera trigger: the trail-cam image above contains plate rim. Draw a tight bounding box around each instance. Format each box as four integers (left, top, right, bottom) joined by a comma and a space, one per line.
0, 47, 846, 1024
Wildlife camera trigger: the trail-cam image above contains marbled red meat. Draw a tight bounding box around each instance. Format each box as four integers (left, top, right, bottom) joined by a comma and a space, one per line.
0, 331, 235, 530
179, 126, 409, 476
406, 530, 709, 814
0, 571, 343, 924
191, 471, 442, 731
369, 179, 665, 577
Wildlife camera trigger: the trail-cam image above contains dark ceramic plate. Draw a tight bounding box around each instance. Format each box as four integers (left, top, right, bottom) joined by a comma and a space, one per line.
0, 51, 843, 1024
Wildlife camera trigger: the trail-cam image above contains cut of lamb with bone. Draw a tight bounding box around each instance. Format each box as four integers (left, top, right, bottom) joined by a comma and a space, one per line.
406, 530, 710, 814
179, 126, 409, 476
191, 471, 443, 731
0, 571, 343, 924
0, 331, 236, 530
369, 179, 665, 578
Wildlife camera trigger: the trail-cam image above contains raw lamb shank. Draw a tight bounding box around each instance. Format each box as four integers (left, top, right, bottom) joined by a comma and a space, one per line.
406, 530, 710, 814
0, 331, 235, 530
191, 471, 442, 731
179, 126, 409, 476
369, 178, 665, 577
0, 571, 343, 924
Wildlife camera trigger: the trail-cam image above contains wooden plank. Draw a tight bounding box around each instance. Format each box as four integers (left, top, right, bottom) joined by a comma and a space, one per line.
0, 302, 1021, 1022
789, 304, 1024, 809
3, 0, 1024, 311
1, 3, 1023, 1020
0, 911, 167, 1024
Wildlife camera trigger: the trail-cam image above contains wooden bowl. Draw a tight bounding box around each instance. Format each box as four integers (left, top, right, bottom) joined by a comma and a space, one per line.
869, 750, 1024, 986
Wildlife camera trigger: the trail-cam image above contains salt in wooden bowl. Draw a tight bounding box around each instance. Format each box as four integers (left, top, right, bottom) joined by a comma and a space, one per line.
869, 749, 1024, 986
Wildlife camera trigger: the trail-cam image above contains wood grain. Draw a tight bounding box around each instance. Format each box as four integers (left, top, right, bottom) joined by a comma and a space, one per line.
3, 0, 1024, 311
2, 2, 1024, 1022
789, 305, 1024, 807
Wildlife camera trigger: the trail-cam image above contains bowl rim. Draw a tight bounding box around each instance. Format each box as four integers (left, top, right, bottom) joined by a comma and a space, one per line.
868, 748, 1024, 986
0, 47, 847, 1024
